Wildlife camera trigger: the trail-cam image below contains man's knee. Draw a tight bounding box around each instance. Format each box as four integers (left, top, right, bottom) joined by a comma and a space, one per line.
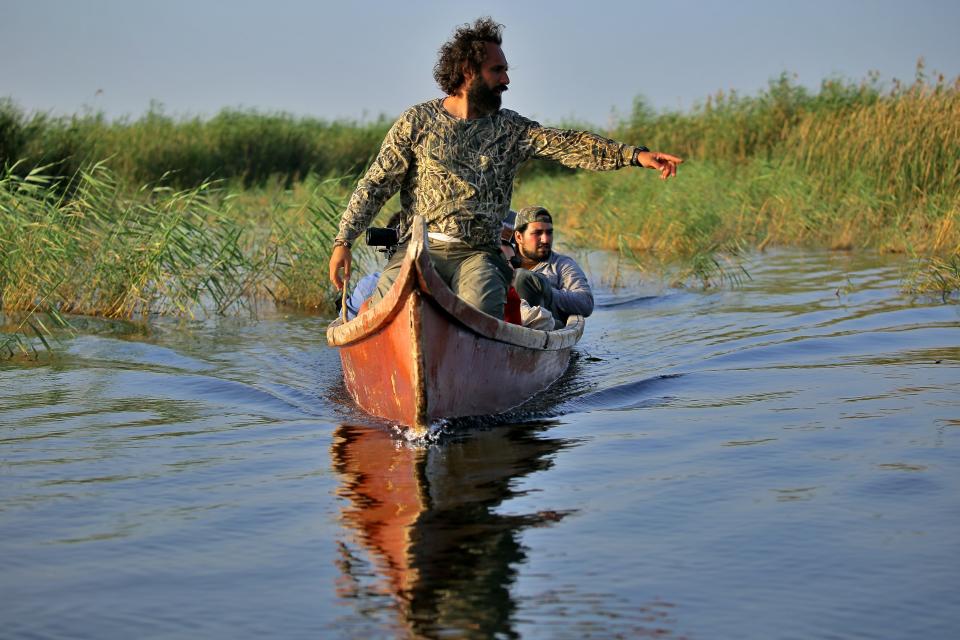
457, 282, 507, 317
453, 252, 511, 317
369, 251, 406, 304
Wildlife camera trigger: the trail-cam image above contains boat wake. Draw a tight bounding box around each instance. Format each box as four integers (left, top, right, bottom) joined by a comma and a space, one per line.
392, 420, 453, 444
440, 373, 682, 432
556, 374, 680, 413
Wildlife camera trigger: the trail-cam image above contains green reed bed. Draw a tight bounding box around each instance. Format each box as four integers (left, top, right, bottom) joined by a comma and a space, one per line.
518, 68, 959, 292
516, 154, 957, 257
0, 163, 357, 358
0, 101, 391, 189
516, 155, 957, 291
905, 254, 960, 301
2, 67, 958, 358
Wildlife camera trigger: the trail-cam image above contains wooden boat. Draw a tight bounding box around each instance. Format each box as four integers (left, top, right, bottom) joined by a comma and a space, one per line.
326, 217, 584, 435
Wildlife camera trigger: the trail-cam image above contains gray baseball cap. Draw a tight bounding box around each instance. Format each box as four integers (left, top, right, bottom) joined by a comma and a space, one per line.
515, 206, 553, 229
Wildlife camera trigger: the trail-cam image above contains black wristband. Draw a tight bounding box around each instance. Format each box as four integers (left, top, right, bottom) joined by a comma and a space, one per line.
630, 146, 651, 166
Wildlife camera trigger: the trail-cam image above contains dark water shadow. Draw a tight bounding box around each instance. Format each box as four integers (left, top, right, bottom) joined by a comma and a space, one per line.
593, 293, 660, 309
457, 352, 682, 426
555, 373, 681, 413
330, 420, 576, 638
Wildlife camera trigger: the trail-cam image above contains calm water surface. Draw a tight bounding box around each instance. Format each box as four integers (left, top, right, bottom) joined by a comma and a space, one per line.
2, 250, 958, 639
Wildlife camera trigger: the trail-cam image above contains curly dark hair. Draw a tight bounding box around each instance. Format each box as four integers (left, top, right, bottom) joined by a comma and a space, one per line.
433, 17, 504, 95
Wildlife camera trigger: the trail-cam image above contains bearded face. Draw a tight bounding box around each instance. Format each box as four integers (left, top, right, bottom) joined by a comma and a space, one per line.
466, 74, 506, 115
516, 222, 553, 263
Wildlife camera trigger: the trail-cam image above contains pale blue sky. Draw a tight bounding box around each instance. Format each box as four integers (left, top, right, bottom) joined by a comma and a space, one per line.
3, 0, 958, 127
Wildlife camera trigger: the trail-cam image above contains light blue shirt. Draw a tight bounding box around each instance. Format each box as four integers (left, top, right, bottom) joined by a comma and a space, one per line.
345, 273, 381, 319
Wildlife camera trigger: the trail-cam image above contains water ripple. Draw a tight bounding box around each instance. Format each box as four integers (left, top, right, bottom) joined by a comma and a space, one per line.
2, 249, 959, 639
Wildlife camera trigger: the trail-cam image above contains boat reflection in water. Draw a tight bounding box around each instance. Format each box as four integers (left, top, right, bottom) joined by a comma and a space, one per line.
330, 421, 572, 638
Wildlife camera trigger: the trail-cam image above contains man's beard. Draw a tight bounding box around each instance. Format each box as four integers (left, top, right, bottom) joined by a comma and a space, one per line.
520, 242, 551, 262
467, 77, 505, 115
533, 244, 551, 260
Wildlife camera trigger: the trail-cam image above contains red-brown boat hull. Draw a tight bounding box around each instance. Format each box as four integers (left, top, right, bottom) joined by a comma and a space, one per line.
328, 218, 584, 433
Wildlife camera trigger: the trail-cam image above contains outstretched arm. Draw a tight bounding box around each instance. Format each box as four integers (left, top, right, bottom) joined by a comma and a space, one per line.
523, 121, 682, 179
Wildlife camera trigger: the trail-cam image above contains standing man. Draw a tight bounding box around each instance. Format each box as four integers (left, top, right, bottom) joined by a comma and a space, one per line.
329, 16, 681, 318
512, 206, 592, 328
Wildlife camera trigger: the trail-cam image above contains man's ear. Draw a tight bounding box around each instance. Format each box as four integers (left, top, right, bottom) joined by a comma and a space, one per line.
514, 229, 522, 243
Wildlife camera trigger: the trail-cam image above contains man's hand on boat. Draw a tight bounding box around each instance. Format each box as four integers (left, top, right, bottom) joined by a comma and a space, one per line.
636, 151, 684, 180
330, 245, 352, 291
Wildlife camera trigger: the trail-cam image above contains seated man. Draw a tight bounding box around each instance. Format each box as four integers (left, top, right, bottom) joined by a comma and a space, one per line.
511, 206, 594, 328
498, 221, 556, 330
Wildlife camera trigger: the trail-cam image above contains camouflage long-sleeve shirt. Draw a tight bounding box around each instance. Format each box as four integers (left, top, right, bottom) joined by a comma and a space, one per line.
336, 98, 643, 250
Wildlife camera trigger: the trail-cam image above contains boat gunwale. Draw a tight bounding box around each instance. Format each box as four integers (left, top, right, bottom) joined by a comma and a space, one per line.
327, 217, 584, 350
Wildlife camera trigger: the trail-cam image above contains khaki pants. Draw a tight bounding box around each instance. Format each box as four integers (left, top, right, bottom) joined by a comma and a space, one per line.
370, 240, 512, 318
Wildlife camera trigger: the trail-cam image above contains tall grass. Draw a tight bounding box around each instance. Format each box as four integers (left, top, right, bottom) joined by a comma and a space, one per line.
0, 101, 392, 189
0, 163, 362, 357
2, 162, 252, 318
520, 65, 959, 293
2, 64, 957, 357
614, 72, 884, 163
904, 254, 960, 300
